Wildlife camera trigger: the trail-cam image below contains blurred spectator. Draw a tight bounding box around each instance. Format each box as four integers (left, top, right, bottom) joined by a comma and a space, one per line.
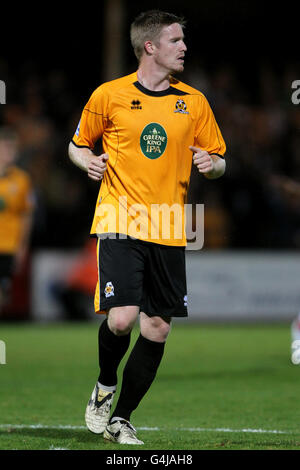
0, 127, 34, 318
52, 238, 98, 320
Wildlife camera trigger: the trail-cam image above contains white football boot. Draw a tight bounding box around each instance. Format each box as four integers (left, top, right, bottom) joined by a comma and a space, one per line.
85, 383, 115, 434
103, 418, 144, 445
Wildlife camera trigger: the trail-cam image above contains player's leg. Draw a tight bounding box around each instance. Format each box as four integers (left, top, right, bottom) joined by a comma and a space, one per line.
104, 313, 171, 445
109, 312, 170, 418
104, 243, 187, 445
98, 306, 138, 384
0, 255, 14, 317
139, 311, 171, 342
85, 237, 145, 434
86, 306, 139, 434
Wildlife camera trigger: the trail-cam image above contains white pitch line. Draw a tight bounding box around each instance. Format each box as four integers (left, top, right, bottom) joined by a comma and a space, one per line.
0, 424, 86, 430
0, 424, 295, 435
49, 445, 69, 450
180, 427, 290, 434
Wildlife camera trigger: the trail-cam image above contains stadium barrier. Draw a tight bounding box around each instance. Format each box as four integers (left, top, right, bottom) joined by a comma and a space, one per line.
31, 250, 300, 322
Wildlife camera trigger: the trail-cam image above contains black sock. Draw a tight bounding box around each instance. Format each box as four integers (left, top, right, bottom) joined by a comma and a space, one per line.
111, 334, 165, 421
98, 318, 131, 387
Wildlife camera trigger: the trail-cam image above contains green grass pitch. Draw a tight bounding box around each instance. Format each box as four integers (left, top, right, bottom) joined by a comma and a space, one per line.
0, 321, 300, 450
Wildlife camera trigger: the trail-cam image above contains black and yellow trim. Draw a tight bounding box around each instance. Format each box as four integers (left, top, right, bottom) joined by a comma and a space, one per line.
133, 81, 189, 97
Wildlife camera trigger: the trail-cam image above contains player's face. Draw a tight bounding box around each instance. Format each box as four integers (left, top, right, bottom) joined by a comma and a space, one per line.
153, 23, 187, 74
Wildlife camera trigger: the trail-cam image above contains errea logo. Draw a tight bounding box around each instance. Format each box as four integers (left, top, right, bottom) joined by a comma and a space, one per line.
131, 99, 142, 110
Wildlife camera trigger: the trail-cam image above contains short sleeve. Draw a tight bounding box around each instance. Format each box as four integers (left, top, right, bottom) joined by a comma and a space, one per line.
194, 95, 226, 157
18, 173, 35, 213
72, 86, 108, 149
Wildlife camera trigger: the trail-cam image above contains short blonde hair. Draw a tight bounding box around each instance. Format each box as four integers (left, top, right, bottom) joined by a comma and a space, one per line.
130, 10, 186, 62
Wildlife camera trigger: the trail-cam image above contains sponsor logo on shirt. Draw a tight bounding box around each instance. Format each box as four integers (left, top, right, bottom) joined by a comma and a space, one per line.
140, 123, 167, 159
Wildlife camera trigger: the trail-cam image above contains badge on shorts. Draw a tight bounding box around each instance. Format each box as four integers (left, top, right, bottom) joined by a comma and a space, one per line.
104, 281, 115, 298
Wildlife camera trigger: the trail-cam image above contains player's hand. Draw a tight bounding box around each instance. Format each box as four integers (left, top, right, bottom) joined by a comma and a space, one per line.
189, 146, 213, 174
87, 153, 109, 181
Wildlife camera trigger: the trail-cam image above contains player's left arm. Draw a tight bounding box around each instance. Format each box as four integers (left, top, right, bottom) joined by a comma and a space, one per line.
14, 181, 34, 272
15, 211, 33, 272
189, 146, 226, 179
192, 94, 226, 179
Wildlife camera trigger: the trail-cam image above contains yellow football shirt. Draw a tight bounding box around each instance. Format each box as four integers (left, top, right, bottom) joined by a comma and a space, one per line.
72, 71, 226, 246
0, 166, 33, 253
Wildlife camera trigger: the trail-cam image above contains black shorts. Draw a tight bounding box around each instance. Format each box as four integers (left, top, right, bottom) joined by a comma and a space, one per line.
94, 237, 188, 318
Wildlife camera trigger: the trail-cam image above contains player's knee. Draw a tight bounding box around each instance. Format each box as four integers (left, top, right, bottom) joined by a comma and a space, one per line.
156, 321, 171, 342
108, 307, 138, 336
110, 320, 132, 336
142, 315, 171, 342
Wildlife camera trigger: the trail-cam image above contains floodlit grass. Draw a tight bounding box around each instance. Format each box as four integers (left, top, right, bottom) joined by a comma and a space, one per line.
0, 321, 300, 450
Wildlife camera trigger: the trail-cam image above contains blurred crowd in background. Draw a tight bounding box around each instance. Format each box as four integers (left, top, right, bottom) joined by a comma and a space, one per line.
1, 0, 300, 321
0, 57, 299, 252
186, 59, 300, 249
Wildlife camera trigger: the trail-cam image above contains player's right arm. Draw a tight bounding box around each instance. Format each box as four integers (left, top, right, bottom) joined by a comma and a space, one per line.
193, 94, 226, 178
69, 86, 109, 181
68, 143, 108, 181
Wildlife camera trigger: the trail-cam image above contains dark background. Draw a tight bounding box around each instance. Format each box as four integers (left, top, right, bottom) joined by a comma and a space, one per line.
1, 0, 299, 250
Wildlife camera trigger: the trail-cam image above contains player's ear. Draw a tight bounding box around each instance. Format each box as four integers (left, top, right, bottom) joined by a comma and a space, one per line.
144, 40, 155, 55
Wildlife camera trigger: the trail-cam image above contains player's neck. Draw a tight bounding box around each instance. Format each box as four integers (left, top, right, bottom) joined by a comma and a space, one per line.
0, 164, 9, 176
137, 63, 170, 92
